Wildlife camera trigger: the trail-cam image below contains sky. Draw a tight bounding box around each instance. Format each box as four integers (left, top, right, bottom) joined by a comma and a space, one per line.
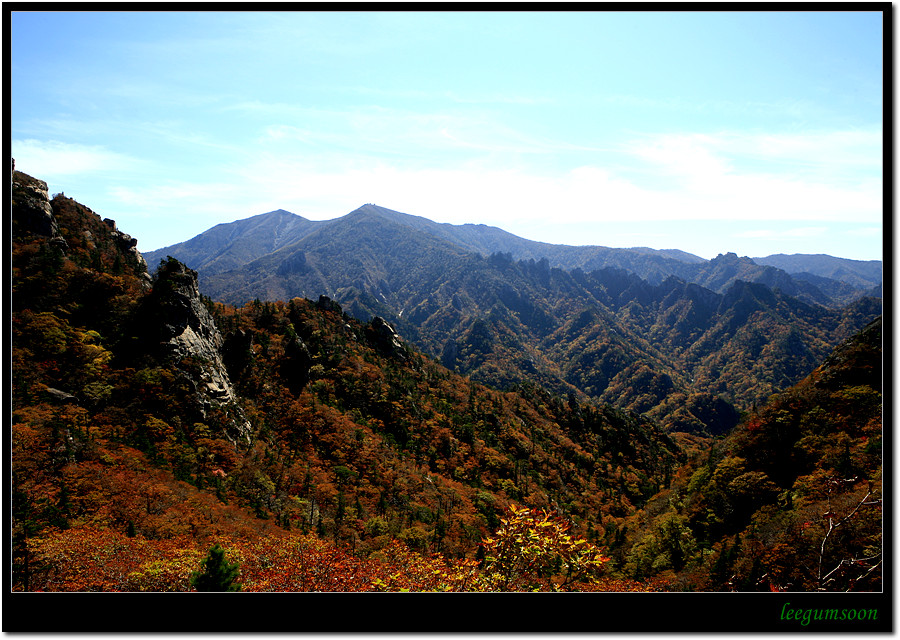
10, 9, 884, 261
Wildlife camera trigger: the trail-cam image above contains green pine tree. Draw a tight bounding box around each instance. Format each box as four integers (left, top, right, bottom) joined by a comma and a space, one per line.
190, 544, 241, 592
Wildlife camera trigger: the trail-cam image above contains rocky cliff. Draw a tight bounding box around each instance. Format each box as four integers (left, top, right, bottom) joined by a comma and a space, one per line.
11, 159, 67, 250
141, 257, 252, 443
12, 159, 250, 444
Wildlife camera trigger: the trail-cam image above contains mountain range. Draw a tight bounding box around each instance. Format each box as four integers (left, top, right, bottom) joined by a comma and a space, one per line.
146, 205, 882, 435
145, 205, 882, 306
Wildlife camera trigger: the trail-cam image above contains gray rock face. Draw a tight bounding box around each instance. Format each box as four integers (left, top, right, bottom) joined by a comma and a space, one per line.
150, 258, 251, 442
103, 218, 153, 287
369, 316, 407, 359
11, 160, 151, 287
222, 328, 255, 380
44, 387, 78, 405
316, 295, 343, 313
11, 165, 68, 249
103, 217, 151, 286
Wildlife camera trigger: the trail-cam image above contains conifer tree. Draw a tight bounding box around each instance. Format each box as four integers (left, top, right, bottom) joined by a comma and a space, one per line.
190, 543, 241, 592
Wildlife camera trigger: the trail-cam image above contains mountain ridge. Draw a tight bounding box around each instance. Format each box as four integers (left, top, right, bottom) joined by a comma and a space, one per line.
141, 204, 882, 435
145, 206, 880, 305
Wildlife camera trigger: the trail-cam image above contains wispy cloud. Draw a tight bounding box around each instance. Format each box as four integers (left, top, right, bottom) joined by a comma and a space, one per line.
846, 226, 882, 238
224, 124, 882, 233
615, 129, 882, 223
12, 139, 141, 177
17, 119, 881, 247
105, 179, 260, 249
623, 129, 882, 176
734, 129, 883, 172
330, 86, 555, 106
245, 103, 597, 165
601, 94, 844, 123
110, 182, 243, 208
443, 91, 556, 106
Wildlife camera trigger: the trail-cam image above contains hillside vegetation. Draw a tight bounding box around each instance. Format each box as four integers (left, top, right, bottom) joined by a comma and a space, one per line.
12, 169, 681, 592
12, 168, 881, 594
618, 317, 882, 591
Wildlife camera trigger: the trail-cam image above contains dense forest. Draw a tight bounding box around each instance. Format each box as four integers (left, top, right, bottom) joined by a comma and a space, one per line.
10, 166, 882, 598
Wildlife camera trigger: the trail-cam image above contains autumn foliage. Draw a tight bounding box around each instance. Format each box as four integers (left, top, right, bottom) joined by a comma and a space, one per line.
479, 504, 609, 591
21, 504, 613, 592
11, 169, 881, 595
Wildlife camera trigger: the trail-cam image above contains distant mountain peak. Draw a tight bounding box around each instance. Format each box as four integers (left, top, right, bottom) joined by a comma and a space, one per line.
344, 203, 415, 224
350, 203, 397, 215
234, 208, 305, 222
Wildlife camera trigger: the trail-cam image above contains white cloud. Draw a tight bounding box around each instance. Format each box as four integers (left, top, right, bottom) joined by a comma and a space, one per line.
614, 129, 882, 224
223, 103, 884, 233
624, 129, 882, 184
232, 126, 882, 232
109, 182, 243, 209
249, 104, 593, 165
232, 157, 644, 227
846, 226, 882, 238
230, 120, 883, 229
626, 133, 733, 181
739, 129, 883, 170
12, 139, 140, 177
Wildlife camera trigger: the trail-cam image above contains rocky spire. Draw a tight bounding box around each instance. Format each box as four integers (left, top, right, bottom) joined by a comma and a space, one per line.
103, 217, 150, 284
147, 257, 252, 443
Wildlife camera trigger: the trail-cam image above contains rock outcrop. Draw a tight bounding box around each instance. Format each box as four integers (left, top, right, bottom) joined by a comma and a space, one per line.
144, 257, 251, 443
12, 159, 152, 288
11, 160, 68, 251
281, 333, 314, 391
368, 316, 408, 360
103, 217, 150, 281
316, 295, 343, 313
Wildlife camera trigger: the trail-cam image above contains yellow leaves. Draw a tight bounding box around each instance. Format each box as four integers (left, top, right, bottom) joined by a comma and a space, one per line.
78, 342, 112, 378
18, 311, 69, 355
478, 504, 609, 591
126, 548, 205, 591
24, 512, 609, 593
14, 311, 113, 388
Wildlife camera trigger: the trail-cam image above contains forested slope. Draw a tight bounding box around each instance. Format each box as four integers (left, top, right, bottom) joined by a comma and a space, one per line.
615, 317, 883, 591
11, 167, 881, 596
12, 168, 681, 592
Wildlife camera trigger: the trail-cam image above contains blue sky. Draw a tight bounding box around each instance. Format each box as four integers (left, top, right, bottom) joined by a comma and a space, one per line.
11, 9, 884, 260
